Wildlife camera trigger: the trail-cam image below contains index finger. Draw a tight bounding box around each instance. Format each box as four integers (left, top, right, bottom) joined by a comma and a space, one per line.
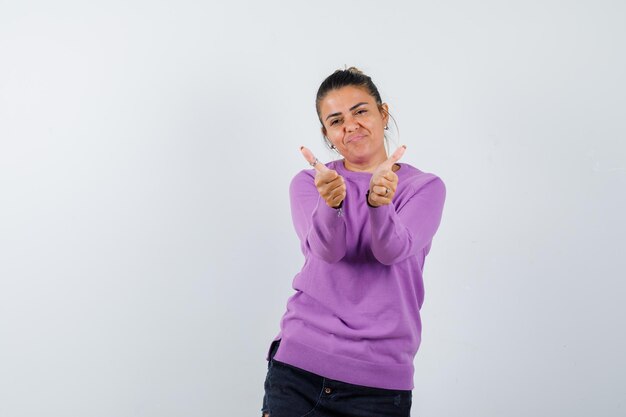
300, 146, 329, 173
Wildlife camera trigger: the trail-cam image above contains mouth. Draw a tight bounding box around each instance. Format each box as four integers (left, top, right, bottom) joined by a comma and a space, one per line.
346, 134, 365, 143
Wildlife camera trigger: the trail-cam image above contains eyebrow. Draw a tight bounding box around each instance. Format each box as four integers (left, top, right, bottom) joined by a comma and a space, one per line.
325, 102, 369, 121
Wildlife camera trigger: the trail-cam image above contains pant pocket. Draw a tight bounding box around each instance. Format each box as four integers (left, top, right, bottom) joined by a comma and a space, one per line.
265, 359, 323, 417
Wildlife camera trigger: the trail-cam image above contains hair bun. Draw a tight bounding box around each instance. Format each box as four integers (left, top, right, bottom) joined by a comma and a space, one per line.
346, 66, 364, 75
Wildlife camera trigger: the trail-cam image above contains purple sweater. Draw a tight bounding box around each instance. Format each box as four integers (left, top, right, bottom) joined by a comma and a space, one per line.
268, 159, 446, 390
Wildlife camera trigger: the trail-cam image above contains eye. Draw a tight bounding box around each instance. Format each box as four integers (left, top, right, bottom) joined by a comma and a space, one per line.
356, 109, 367, 115
329, 118, 342, 126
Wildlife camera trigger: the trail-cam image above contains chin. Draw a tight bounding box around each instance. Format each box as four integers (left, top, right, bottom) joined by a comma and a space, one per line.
347, 152, 374, 164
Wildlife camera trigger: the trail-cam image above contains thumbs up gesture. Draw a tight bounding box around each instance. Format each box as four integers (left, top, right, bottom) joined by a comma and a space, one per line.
300, 146, 346, 209
367, 145, 406, 208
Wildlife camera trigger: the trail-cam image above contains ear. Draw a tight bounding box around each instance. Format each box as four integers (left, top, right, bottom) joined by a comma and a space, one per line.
320, 126, 327, 136
380, 103, 389, 125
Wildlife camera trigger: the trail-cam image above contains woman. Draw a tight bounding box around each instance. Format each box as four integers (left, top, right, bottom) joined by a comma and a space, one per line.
261, 67, 446, 417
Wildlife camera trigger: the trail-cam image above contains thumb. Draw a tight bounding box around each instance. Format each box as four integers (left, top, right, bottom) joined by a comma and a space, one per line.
383, 145, 406, 169
300, 146, 329, 173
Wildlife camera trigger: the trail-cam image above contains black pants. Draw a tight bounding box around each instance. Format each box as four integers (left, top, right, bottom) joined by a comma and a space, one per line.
261, 340, 412, 417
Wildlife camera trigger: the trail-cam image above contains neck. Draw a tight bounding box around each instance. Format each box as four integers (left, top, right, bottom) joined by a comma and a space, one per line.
343, 154, 388, 173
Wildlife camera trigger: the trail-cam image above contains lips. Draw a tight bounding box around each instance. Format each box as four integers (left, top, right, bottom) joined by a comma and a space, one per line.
347, 134, 365, 143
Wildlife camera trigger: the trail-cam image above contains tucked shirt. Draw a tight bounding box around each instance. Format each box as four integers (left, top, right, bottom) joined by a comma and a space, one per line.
268, 159, 446, 390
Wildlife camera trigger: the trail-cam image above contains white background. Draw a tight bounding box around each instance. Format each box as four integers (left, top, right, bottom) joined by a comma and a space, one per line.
1, 1, 625, 416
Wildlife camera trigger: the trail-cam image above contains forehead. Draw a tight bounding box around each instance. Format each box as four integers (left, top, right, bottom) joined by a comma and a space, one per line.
319, 86, 376, 116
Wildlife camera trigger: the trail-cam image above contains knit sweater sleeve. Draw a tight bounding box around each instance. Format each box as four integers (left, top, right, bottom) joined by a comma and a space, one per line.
368, 176, 446, 265
289, 170, 347, 263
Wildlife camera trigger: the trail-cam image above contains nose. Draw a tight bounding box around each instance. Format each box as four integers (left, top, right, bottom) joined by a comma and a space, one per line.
344, 115, 359, 132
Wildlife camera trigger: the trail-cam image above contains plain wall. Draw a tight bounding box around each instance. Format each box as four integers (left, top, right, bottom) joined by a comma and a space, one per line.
1, 1, 625, 416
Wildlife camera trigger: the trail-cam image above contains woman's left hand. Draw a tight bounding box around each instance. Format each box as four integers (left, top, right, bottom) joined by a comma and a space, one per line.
368, 145, 406, 207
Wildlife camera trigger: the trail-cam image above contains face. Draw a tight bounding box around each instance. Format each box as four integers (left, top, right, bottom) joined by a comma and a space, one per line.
319, 86, 389, 166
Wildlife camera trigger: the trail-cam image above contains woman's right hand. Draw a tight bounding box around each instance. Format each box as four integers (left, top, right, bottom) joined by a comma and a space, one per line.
300, 146, 346, 209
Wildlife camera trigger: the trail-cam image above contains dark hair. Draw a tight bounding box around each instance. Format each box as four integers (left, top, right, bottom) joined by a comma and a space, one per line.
315, 67, 385, 125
